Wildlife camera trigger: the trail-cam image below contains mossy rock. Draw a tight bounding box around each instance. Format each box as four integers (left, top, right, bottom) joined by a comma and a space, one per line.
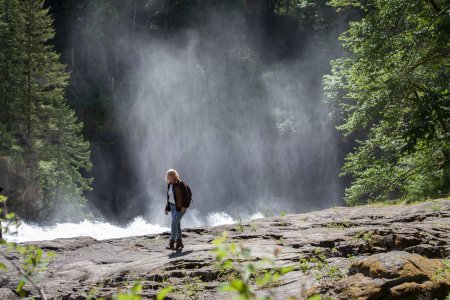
310, 252, 450, 299
349, 251, 447, 282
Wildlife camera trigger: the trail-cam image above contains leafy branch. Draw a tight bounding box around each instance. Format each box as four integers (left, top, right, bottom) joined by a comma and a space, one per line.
0, 194, 54, 299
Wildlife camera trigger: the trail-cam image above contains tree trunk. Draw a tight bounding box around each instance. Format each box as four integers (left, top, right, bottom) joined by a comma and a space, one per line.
427, 0, 441, 13
24, 3, 36, 190
70, 48, 75, 71
245, 0, 257, 15
132, 0, 136, 32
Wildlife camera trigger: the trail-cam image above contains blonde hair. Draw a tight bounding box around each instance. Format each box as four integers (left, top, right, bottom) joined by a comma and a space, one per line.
166, 169, 180, 184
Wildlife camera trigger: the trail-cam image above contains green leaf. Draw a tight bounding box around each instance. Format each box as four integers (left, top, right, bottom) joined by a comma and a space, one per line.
222, 260, 233, 269
16, 280, 25, 293
280, 265, 296, 274
0, 262, 7, 271
130, 282, 143, 294
212, 232, 228, 245
219, 283, 235, 292
229, 279, 245, 291
156, 286, 173, 300
117, 295, 141, 300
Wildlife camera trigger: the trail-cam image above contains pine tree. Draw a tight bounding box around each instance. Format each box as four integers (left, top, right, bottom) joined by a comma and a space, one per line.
21, 0, 92, 219
38, 103, 92, 221
0, 0, 24, 154
0, 0, 92, 220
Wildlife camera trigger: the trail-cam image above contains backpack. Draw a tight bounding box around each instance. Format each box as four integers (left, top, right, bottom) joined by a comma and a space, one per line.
180, 180, 192, 208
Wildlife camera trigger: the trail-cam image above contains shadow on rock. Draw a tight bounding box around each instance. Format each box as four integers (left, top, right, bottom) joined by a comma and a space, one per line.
168, 250, 193, 259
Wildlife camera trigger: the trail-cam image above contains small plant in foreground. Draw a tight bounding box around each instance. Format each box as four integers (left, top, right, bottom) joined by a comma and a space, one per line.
347, 254, 356, 263
156, 286, 174, 300
184, 275, 203, 299
434, 259, 450, 281
299, 249, 345, 282
430, 200, 442, 212
354, 231, 373, 243
0, 194, 55, 299
211, 232, 295, 300
113, 282, 143, 300
235, 216, 245, 233
91, 282, 173, 300
326, 221, 352, 229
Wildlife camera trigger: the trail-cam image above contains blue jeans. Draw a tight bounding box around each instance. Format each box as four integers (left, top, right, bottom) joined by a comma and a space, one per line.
170, 203, 186, 240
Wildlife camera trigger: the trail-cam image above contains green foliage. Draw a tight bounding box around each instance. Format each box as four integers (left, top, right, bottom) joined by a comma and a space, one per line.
429, 200, 443, 212
0, 0, 92, 220
307, 295, 322, 300
346, 253, 356, 263
249, 222, 258, 232
434, 259, 450, 281
0, 194, 55, 298
211, 232, 296, 300
324, 0, 450, 204
274, 0, 343, 39
156, 286, 174, 300
0, 0, 24, 138
182, 276, 203, 299
113, 282, 143, 300
0, 194, 18, 235
235, 216, 245, 233
354, 231, 373, 242
12, 245, 55, 297
88, 281, 174, 300
326, 220, 352, 229
299, 249, 345, 282
82, 1, 119, 80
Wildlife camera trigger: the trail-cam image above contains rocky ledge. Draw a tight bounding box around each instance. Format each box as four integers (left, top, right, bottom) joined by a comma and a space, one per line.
1, 200, 450, 299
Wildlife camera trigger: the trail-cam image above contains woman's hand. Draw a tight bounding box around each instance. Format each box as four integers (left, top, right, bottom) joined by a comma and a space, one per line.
181, 207, 186, 212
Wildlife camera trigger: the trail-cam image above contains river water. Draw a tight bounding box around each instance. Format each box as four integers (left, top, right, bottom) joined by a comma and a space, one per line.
4, 211, 264, 242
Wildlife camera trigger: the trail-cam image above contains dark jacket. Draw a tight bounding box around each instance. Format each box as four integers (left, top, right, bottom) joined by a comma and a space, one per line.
166, 180, 185, 211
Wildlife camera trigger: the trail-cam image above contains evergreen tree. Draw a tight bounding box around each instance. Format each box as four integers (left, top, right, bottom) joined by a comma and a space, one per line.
38, 103, 92, 221
0, 0, 92, 220
0, 0, 24, 154
324, 0, 450, 204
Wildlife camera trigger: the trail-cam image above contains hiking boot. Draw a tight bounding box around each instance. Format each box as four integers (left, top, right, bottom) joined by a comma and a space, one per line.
175, 239, 184, 250
166, 239, 175, 250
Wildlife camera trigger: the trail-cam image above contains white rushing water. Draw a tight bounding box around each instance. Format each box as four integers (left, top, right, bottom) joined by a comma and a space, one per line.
4, 211, 264, 243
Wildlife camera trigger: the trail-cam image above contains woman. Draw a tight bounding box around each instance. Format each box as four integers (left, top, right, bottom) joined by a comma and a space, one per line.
165, 169, 187, 250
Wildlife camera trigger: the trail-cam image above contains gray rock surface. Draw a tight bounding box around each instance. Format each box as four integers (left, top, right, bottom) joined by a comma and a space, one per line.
0, 287, 19, 300
1, 199, 449, 299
